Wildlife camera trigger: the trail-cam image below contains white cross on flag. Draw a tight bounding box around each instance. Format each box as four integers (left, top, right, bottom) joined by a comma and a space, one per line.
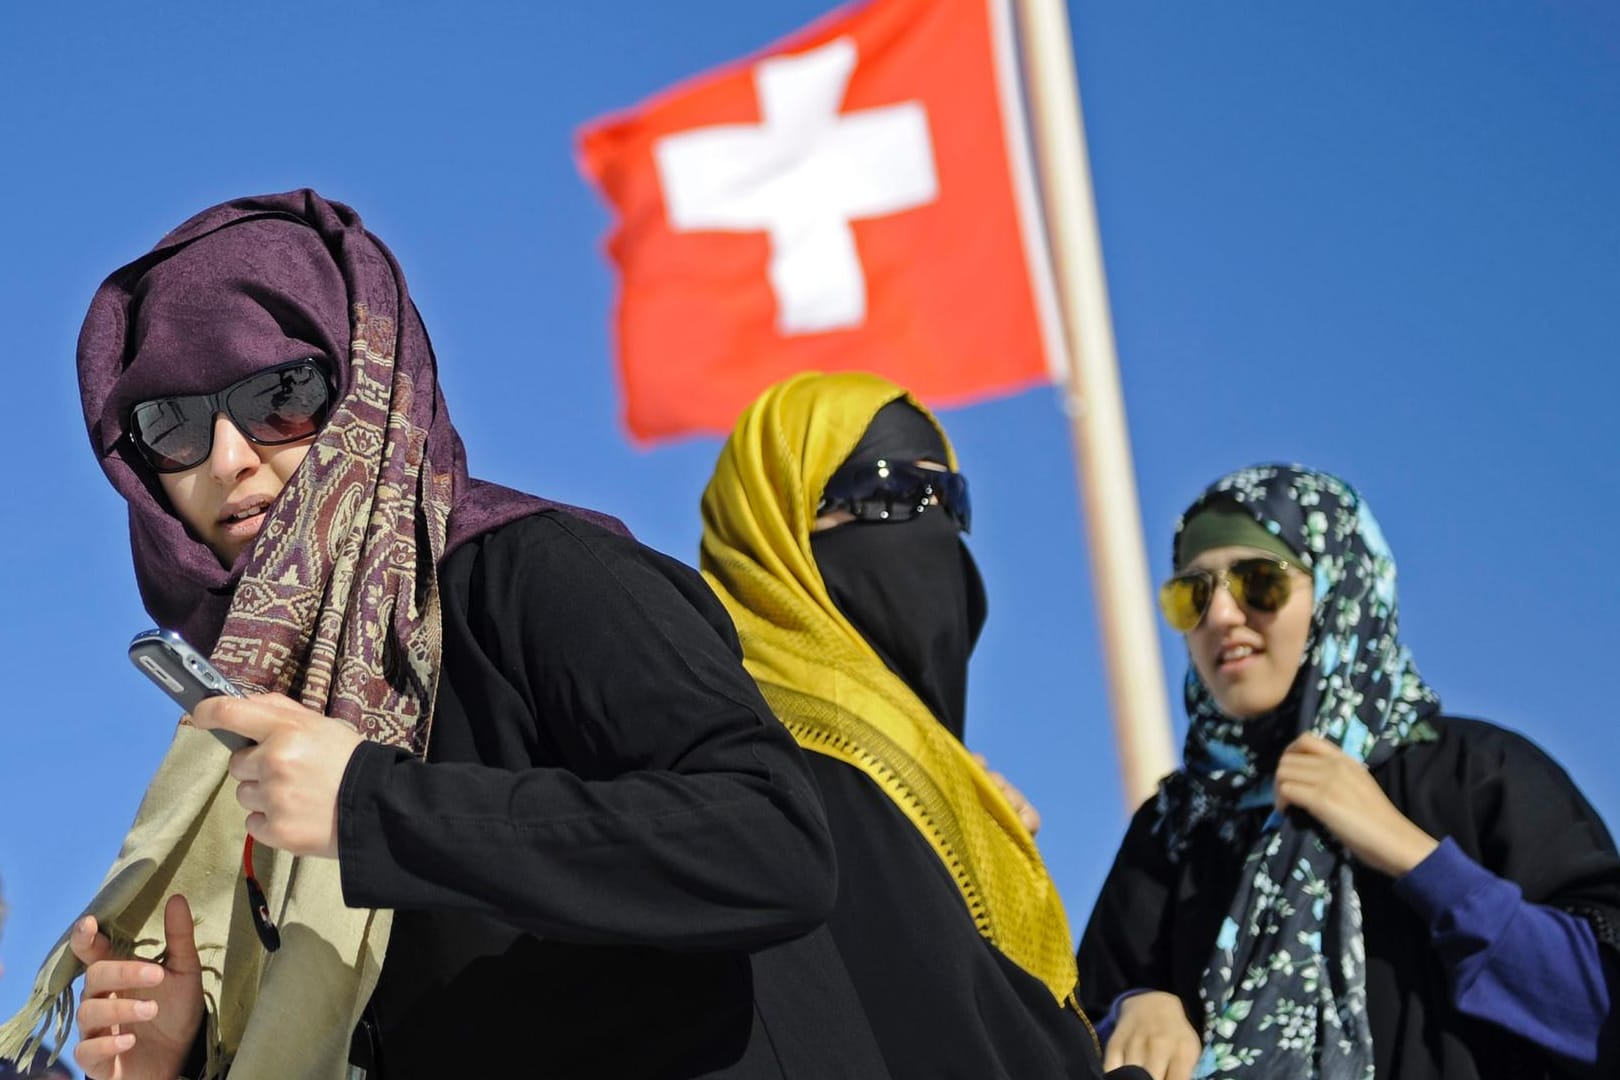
581, 0, 1065, 442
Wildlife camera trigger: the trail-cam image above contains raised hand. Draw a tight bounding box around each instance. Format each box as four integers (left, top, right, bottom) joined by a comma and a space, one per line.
1275, 733, 1439, 877
71, 894, 204, 1080
190, 693, 364, 859
972, 753, 1042, 836
1103, 990, 1201, 1080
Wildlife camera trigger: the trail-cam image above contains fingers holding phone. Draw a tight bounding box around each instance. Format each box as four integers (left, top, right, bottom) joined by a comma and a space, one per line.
191, 693, 363, 859
127, 628, 364, 858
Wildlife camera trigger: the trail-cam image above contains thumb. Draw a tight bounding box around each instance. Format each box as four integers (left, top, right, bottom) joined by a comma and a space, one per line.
163, 894, 201, 973
68, 914, 112, 967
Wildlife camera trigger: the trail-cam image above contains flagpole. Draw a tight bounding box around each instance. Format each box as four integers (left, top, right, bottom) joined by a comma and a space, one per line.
1013, 0, 1176, 809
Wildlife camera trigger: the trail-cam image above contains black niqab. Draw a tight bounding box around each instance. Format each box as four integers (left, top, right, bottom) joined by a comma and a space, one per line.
810, 401, 986, 739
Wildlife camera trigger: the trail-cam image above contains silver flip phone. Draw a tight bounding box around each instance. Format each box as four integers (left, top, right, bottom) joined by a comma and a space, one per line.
128, 628, 251, 750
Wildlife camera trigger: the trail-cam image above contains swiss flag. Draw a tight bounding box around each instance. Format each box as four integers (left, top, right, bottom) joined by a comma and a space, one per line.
579, 0, 1066, 443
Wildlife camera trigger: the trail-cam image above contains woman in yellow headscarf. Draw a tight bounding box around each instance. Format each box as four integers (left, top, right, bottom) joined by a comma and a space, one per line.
702, 371, 1105, 1080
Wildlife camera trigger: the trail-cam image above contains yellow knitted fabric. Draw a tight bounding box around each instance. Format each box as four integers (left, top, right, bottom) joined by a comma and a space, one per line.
699, 371, 1078, 1002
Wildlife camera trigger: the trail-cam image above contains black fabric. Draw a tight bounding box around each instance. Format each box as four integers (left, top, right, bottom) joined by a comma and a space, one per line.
806, 754, 1103, 1079
338, 511, 889, 1079
811, 509, 985, 739
839, 398, 948, 469
788, 399, 1094, 1076
811, 396, 984, 737
1077, 716, 1620, 1080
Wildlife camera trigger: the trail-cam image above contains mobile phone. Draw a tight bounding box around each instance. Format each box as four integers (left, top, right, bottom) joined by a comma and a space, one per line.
128, 628, 251, 750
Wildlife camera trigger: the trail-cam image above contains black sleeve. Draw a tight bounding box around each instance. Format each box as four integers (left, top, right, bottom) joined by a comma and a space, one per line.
335, 513, 837, 950
1387, 718, 1620, 1074
1451, 722, 1620, 1072
1075, 799, 1179, 1018
1397, 720, 1620, 955
1466, 724, 1620, 948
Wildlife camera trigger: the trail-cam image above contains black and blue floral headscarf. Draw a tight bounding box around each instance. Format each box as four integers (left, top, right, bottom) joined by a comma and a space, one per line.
1154, 465, 1441, 1080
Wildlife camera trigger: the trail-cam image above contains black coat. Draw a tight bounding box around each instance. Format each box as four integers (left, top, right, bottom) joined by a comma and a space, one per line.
338, 511, 890, 1078
805, 755, 1104, 1080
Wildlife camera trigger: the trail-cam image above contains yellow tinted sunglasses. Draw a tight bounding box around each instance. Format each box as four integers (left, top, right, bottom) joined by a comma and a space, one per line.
1158, 557, 1300, 632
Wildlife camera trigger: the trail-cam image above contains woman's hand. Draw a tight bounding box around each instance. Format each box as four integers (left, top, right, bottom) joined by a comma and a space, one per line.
1275, 733, 1439, 877
191, 693, 364, 859
1103, 990, 1201, 1080
973, 753, 1041, 836
71, 894, 204, 1080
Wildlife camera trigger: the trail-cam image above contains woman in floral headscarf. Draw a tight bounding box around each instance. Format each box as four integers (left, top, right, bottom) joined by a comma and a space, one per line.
1077, 465, 1620, 1080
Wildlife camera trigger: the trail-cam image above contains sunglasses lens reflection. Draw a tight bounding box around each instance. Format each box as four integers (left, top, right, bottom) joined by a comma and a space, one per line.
1159, 573, 1210, 632
132, 397, 215, 472
229, 364, 330, 443
1232, 559, 1292, 613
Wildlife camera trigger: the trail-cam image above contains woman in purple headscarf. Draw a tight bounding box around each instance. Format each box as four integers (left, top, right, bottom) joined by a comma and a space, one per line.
0, 191, 887, 1080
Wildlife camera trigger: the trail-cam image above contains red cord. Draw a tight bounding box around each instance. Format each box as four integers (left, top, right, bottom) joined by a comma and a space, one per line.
241, 835, 282, 951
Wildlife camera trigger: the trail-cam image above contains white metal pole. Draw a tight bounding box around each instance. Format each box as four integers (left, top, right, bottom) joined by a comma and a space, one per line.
1014, 0, 1177, 808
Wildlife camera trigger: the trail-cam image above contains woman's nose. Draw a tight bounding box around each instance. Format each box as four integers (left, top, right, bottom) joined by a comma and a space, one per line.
1202, 577, 1246, 627
206, 413, 260, 483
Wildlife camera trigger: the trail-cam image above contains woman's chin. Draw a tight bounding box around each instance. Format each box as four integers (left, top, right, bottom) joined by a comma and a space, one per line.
1212, 688, 1290, 721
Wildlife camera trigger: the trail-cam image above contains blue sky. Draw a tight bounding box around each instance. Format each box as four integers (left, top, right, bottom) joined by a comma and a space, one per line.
1, 0, 1616, 1049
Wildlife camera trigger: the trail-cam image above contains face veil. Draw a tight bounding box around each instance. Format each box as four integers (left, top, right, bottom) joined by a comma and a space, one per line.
810, 398, 986, 739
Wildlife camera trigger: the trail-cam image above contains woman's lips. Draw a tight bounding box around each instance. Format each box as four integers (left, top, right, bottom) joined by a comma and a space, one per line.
217, 495, 274, 544
219, 509, 267, 543
1215, 642, 1262, 675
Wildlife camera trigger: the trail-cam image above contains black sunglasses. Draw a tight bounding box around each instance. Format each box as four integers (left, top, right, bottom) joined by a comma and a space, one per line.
818, 459, 971, 533
128, 359, 333, 473
1158, 557, 1301, 632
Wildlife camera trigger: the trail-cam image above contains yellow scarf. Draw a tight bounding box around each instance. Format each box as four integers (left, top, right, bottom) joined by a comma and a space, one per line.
699, 371, 1078, 1002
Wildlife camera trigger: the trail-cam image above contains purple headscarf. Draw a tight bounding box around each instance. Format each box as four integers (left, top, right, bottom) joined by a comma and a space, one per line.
79, 190, 623, 746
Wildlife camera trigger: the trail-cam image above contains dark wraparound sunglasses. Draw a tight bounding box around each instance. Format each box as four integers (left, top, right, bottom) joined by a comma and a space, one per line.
128, 359, 333, 473
819, 459, 971, 533
1158, 556, 1301, 632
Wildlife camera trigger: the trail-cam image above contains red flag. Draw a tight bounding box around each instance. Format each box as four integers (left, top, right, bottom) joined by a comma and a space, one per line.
579, 0, 1065, 443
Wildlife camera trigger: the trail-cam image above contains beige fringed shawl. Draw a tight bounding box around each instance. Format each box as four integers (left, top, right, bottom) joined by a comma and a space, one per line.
1, 300, 442, 1077
1, 192, 475, 1078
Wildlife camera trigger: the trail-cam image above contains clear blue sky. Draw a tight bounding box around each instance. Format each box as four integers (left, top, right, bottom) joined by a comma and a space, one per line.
2, 0, 1616, 1050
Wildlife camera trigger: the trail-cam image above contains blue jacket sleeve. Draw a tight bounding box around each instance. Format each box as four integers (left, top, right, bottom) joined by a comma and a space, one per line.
1394, 836, 1614, 1065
